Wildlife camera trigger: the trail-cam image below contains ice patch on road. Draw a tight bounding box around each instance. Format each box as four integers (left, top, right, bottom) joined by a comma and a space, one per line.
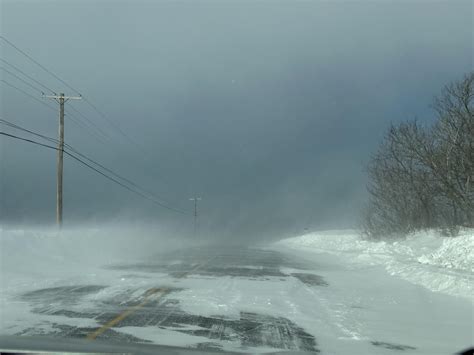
276, 229, 474, 300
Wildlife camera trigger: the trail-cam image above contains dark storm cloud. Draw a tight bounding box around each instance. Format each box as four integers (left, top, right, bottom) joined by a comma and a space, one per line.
1, 0, 472, 240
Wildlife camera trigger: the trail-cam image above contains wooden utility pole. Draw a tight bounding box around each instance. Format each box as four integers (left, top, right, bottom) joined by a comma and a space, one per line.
44, 93, 82, 226
57, 93, 65, 225
189, 197, 202, 236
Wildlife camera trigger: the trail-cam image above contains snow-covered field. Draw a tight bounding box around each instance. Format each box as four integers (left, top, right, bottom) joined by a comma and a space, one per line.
275, 229, 474, 300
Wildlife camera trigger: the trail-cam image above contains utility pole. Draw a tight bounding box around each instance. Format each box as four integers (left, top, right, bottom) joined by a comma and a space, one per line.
44, 93, 82, 226
189, 197, 202, 236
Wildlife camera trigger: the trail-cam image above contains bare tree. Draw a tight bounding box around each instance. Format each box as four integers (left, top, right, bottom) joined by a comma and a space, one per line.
432, 73, 474, 227
363, 121, 437, 239
363, 72, 473, 239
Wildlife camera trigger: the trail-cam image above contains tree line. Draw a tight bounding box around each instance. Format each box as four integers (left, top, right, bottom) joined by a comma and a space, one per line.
363, 73, 473, 239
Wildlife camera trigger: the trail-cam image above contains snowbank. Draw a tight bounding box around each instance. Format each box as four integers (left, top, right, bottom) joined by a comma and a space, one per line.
416, 229, 474, 271
275, 229, 474, 300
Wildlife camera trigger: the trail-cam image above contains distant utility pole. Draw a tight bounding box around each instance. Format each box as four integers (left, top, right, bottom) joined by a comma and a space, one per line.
189, 197, 202, 236
44, 93, 82, 226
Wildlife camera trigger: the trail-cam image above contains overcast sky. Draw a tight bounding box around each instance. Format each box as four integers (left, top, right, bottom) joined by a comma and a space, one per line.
0, 0, 472, 241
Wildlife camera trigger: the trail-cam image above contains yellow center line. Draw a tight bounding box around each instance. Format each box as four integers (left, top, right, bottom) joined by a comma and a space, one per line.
86, 256, 216, 340
86, 287, 168, 340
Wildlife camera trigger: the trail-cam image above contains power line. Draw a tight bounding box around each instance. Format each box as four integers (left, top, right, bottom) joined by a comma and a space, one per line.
0, 79, 86, 130
1, 79, 108, 144
66, 103, 110, 140
0, 118, 186, 211
1, 36, 176, 192
75, 95, 161, 185
0, 58, 56, 94
83, 102, 175, 188
79, 93, 158, 167
1, 37, 134, 144
1, 79, 57, 112
0, 131, 58, 151
64, 150, 188, 214
2, 36, 116, 144
64, 145, 177, 206
1, 59, 107, 143
64, 110, 109, 144
81, 96, 130, 139
0, 36, 80, 95
0, 130, 190, 215
0, 118, 58, 144
1, 66, 45, 93
1, 36, 145, 146
0, 117, 176, 207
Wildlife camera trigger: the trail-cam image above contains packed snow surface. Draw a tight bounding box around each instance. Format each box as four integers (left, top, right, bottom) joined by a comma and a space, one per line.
276, 229, 474, 300
1, 226, 473, 354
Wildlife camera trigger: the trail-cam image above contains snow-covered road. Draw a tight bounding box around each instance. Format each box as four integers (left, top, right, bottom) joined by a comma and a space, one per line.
1, 229, 473, 354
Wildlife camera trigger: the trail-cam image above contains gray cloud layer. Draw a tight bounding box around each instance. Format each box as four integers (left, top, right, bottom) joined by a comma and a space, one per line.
1, 0, 472, 240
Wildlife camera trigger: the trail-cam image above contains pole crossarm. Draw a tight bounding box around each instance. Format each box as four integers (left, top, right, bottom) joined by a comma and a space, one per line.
43, 95, 82, 99
43, 94, 82, 104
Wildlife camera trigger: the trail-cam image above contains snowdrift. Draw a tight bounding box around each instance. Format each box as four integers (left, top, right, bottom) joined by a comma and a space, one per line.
275, 229, 474, 300
0, 225, 198, 293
